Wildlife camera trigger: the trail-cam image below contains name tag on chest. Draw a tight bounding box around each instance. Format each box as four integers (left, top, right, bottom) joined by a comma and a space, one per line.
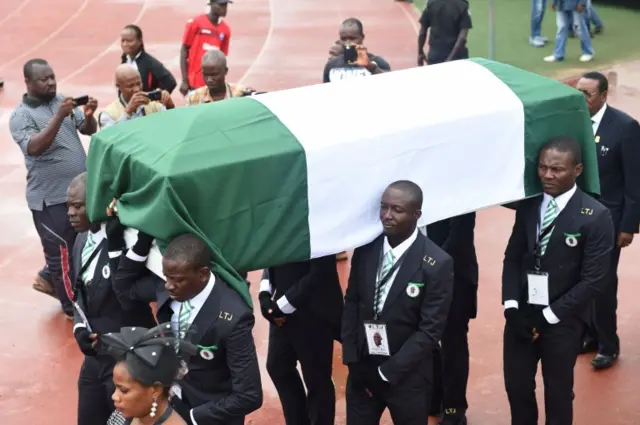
364, 320, 390, 356
527, 271, 550, 306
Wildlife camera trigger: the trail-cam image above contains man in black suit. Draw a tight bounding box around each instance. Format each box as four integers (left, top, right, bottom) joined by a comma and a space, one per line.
258, 256, 343, 425
113, 231, 263, 425
423, 212, 478, 425
575, 71, 640, 369
342, 180, 454, 425
67, 173, 156, 425
502, 136, 614, 425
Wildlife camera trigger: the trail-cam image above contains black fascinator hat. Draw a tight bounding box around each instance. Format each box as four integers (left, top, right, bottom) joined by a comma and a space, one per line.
101, 323, 199, 387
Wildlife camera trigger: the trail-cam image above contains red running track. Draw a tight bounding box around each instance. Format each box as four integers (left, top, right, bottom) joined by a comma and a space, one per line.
1, 0, 639, 423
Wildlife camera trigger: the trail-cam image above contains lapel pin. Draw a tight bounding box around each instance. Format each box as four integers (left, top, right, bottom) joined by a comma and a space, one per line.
564, 233, 581, 247
102, 265, 111, 279
406, 283, 423, 298
595, 135, 600, 143
197, 345, 218, 361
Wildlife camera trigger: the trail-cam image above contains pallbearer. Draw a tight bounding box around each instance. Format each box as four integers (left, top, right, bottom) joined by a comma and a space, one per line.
342, 180, 454, 425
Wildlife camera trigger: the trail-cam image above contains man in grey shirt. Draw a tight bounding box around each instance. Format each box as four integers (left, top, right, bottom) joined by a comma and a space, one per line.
9, 58, 98, 317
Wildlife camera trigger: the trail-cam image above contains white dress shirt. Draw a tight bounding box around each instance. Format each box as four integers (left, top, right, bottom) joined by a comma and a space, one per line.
377, 228, 419, 309
170, 275, 216, 331
591, 103, 607, 135
504, 184, 578, 324
83, 229, 106, 285
125, 51, 142, 72
72, 229, 106, 332
376, 228, 419, 382
169, 275, 215, 425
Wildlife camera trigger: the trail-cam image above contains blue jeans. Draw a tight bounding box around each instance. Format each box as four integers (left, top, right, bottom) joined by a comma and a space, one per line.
531, 0, 547, 38
554, 10, 594, 58
586, 0, 603, 29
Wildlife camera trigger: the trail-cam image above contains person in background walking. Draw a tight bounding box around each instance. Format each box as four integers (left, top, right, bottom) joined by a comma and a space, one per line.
120, 24, 177, 94
418, 0, 472, 65
180, 0, 232, 96
544, 0, 594, 63
530, 0, 549, 47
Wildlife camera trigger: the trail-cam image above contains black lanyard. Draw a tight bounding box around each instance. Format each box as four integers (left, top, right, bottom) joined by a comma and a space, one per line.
533, 216, 559, 270
373, 249, 408, 319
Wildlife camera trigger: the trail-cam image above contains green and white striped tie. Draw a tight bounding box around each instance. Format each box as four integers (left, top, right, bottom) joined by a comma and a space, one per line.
178, 300, 193, 340
375, 250, 396, 313
81, 233, 95, 282
539, 198, 559, 255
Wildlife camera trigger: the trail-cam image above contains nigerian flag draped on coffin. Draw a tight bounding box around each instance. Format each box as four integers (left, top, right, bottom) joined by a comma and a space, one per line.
86, 58, 599, 282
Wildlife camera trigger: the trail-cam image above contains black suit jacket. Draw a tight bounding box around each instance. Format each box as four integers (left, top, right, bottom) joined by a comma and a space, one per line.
121, 51, 177, 94
502, 188, 614, 321
595, 105, 640, 233
342, 231, 454, 385
426, 212, 479, 318
72, 232, 156, 334
261, 255, 344, 337
113, 254, 263, 425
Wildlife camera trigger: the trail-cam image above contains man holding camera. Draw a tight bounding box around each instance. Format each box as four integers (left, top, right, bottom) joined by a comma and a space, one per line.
98, 64, 174, 129
323, 18, 390, 83
10, 58, 98, 318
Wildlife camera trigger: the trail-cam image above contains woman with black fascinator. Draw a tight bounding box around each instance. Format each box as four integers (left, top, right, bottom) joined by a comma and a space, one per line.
103, 323, 199, 425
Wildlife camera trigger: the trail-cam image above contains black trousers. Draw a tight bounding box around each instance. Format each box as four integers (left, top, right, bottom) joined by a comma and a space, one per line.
266, 312, 336, 425
592, 242, 622, 355
427, 47, 469, 65
430, 312, 471, 415
78, 355, 116, 425
31, 202, 76, 314
503, 316, 583, 425
346, 356, 432, 425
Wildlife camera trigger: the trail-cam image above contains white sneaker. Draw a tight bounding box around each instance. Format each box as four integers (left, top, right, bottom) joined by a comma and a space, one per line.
529, 37, 545, 47
580, 54, 594, 62
544, 55, 561, 62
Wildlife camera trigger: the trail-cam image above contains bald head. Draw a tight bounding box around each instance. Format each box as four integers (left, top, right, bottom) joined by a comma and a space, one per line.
201, 50, 228, 94
69, 172, 87, 193
202, 50, 227, 68
115, 64, 140, 83
115, 64, 143, 102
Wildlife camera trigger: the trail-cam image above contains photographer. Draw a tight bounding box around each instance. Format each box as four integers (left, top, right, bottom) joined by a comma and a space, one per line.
323, 18, 390, 83
98, 64, 174, 130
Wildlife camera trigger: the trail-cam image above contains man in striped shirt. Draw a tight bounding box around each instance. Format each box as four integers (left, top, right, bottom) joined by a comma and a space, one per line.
9, 58, 98, 318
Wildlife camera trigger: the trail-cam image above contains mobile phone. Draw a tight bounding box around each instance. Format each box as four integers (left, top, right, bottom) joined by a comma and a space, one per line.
343, 44, 358, 64
73, 95, 89, 106
147, 91, 162, 101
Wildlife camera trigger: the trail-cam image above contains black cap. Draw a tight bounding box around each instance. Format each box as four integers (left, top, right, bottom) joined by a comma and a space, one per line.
208, 0, 233, 4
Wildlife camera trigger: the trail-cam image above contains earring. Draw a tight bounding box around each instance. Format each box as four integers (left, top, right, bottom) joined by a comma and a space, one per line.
150, 399, 158, 418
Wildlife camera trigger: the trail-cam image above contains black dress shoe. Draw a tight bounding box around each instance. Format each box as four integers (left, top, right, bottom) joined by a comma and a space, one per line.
580, 339, 598, 354
592, 353, 618, 370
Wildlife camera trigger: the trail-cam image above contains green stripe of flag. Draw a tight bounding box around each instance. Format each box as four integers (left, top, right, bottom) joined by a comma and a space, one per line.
471, 58, 600, 197
86, 97, 312, 308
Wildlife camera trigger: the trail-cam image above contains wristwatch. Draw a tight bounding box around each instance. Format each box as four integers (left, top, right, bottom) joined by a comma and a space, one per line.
367, 61, 379, 72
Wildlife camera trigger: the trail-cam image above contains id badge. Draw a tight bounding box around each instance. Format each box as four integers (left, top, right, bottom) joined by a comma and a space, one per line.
363, 321, 391, 357
527, 271, 550, 306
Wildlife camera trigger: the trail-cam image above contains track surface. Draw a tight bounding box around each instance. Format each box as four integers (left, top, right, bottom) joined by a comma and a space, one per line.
0, 1, 639, 424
